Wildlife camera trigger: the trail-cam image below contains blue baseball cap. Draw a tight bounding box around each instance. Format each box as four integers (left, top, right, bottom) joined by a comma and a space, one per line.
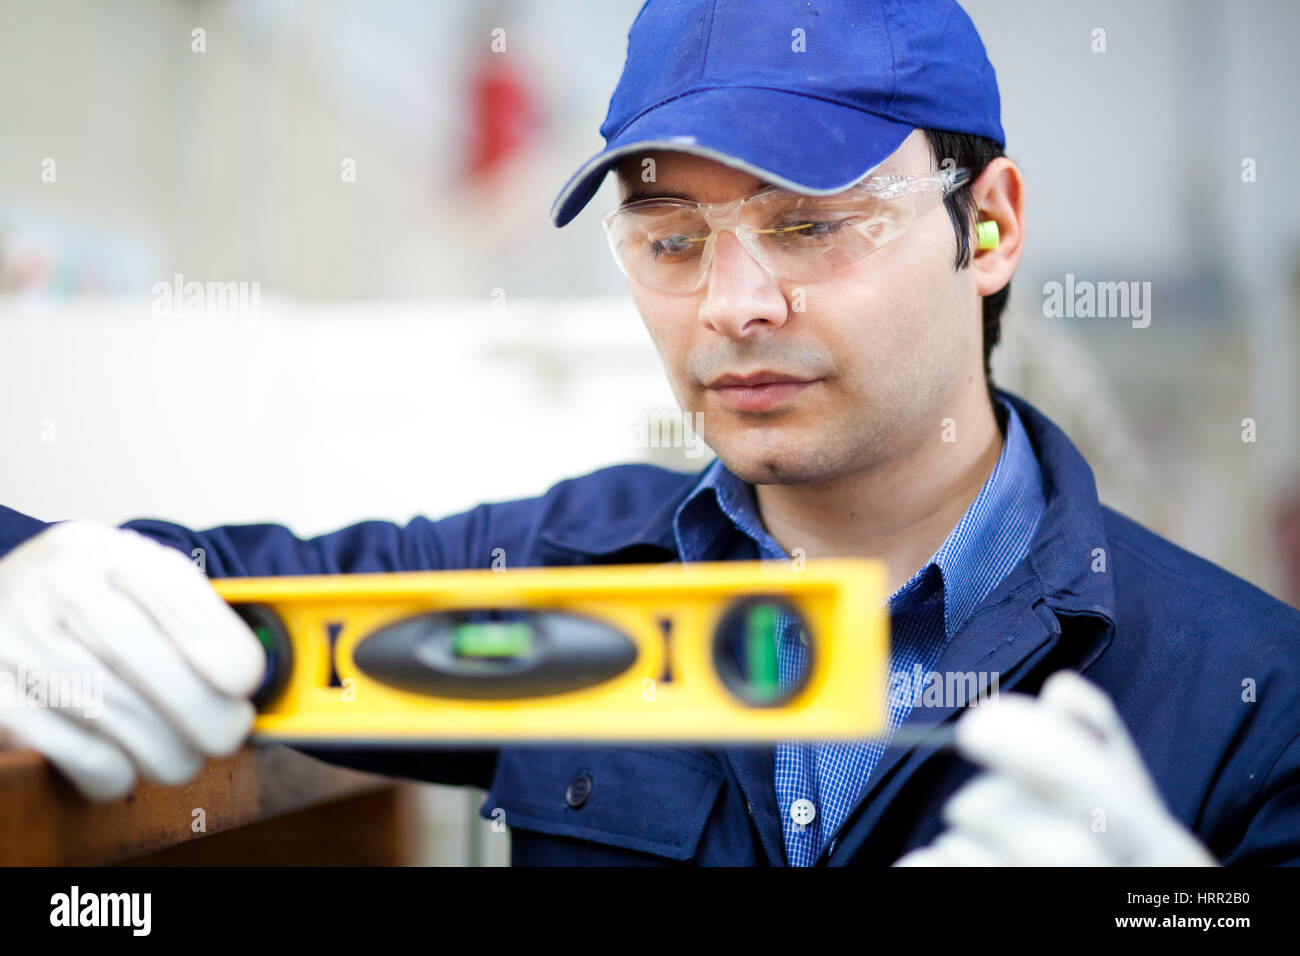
550, 0, 1004, 228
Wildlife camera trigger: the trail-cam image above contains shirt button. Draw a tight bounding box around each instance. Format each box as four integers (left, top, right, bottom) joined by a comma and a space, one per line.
565, 773, 592, 808
790, 798, 816, 826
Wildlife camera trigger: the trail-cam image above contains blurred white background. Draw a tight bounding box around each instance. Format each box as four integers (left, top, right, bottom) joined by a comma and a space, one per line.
3, 0, 1300, 863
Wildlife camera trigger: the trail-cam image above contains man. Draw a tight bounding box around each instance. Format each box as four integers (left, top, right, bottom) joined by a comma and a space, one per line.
0, 0, 1296, 866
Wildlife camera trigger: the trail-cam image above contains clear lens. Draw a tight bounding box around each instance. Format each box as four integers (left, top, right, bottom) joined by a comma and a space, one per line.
604, 177, 950, 294
624, 206, 710, 263
741, 187, 926, 281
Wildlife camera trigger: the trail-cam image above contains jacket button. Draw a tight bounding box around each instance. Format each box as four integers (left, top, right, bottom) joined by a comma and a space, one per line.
565, 773, 592, 808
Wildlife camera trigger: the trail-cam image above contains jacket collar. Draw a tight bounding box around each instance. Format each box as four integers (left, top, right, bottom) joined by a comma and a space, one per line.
995, 388, 1118, 626
535, 469, 698, 559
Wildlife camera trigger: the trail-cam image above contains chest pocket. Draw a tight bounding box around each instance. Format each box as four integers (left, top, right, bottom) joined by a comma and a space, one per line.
481, 745, 725, 864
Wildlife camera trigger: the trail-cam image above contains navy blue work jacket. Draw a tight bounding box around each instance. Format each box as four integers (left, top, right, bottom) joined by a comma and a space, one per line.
1, 389, 1298, 865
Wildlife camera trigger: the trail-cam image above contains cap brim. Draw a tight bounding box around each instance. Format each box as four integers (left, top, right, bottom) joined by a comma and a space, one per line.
550, 86, 915, 228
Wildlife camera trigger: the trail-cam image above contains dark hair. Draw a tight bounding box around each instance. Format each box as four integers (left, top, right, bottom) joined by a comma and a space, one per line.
923, 129, 1008, 405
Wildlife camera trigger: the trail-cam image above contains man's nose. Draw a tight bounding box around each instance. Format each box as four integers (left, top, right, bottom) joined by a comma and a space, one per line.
696, 230, 791, 338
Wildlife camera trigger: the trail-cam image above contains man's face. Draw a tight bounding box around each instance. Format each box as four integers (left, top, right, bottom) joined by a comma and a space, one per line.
614, 130, 982, 485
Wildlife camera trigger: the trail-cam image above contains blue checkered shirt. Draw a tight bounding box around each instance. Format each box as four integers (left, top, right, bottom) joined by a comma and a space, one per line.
671, 396, 1046, 865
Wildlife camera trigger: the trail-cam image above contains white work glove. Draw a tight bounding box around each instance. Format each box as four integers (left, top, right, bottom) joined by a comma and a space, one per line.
0, 521, 265, 801
893, 669, 1219, 866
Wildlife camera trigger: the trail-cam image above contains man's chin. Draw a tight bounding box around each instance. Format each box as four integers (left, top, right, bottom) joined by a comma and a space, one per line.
713, 441, 830, 486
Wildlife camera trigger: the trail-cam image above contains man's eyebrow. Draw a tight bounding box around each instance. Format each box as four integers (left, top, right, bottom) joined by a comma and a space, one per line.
618, 177, 772, 207
619, 187, 695, 206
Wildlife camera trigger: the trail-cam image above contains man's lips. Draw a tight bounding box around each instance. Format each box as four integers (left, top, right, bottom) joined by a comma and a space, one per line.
705, 372, 821, 412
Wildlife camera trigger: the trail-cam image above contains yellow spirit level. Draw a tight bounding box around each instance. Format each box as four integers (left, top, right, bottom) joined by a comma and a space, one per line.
213, 559, 888, 744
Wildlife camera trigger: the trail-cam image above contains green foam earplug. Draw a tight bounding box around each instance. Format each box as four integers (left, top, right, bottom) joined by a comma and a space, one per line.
975, 219, 999, 250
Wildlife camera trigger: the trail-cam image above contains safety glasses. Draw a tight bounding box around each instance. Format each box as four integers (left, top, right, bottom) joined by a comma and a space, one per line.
603, 167, 970, 295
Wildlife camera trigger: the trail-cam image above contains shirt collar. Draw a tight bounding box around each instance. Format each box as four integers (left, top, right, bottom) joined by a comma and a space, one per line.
671, 396, 1047, 639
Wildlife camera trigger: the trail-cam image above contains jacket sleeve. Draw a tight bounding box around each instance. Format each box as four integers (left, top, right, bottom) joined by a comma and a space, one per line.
0, 501, 515, 790
118, 506, 497, 577
0, 501, 501, 573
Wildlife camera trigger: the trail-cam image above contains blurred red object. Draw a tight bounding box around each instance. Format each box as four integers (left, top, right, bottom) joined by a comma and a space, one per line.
465, 49, 541, 182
